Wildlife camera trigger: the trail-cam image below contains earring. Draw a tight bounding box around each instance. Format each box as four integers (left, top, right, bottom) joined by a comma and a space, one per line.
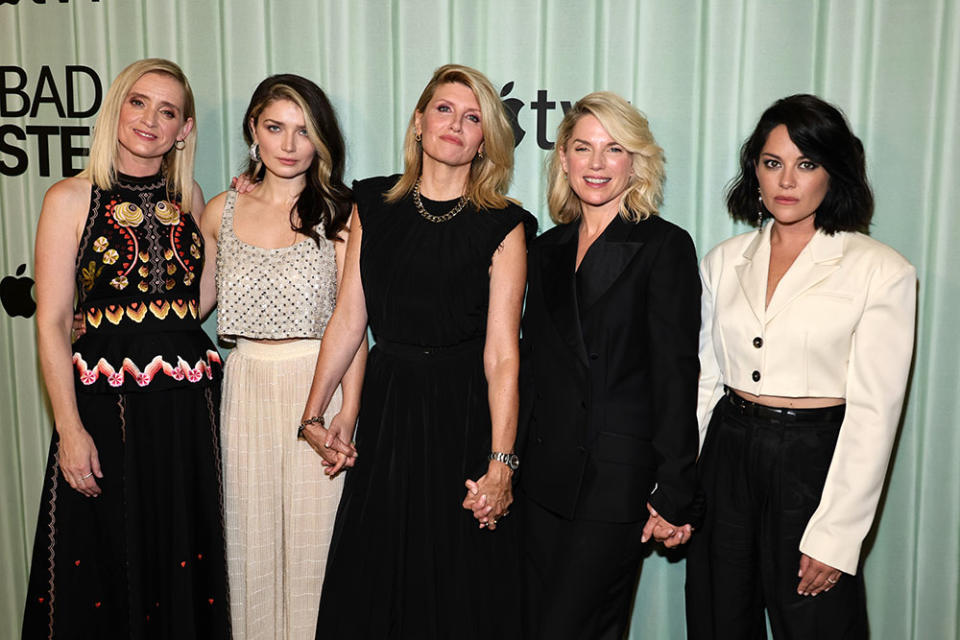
415, 132, 422, 144
476, 149, 484, 160
249, 142, 261, 163
174, 139, 185, 151
757, 188, 764, 225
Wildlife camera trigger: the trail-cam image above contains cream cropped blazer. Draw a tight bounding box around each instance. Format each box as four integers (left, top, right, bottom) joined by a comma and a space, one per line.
697, 221, 916, 574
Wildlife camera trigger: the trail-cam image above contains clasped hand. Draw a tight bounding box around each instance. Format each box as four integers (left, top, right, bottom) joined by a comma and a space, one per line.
299, 412, 358, 477
641, 502, 693, 548
462, 462, 513, 531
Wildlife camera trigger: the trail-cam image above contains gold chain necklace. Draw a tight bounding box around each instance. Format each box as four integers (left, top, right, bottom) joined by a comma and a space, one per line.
413, 178, 468, 223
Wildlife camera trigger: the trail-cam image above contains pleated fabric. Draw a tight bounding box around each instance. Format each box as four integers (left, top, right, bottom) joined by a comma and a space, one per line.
221, 338, 343, 640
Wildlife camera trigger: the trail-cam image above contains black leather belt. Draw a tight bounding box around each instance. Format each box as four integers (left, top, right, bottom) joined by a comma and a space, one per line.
723, 387, 845, 423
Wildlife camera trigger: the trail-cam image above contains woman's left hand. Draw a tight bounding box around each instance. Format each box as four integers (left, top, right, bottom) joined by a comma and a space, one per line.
323, 412, 358, 476
462, 462, 513, 531
797, 553, 843, 596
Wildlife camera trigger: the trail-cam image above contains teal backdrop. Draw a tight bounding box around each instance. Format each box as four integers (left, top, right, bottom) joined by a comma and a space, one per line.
1, 1, 958, 637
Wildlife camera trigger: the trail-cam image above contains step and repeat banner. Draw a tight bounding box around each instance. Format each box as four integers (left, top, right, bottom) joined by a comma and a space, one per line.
2, 1, 958, 637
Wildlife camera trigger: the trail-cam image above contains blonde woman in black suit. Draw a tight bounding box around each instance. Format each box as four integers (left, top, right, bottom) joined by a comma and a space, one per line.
518, 92, 701, 639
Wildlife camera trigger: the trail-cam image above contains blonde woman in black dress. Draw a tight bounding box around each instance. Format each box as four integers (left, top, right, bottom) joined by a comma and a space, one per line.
299, 64, 535, 639
24, 58, 229, 638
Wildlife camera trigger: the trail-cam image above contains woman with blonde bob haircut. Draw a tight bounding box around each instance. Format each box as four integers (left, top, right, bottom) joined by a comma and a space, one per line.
520, 91, 701, 639
23, 58, 229, 637
82, 57, 199, 214
301, 63, 535, 639
546, 91, 665, 225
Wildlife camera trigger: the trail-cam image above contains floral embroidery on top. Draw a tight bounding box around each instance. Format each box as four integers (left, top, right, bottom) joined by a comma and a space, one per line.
80, 261, 103, 292
73, 350, 222, 387
76, 178, 202, 302
154, 200, 180, 226
113, 202, 144, 227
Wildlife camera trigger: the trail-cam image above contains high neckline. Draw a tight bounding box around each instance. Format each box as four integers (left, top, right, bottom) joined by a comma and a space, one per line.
116, 171, 164, 185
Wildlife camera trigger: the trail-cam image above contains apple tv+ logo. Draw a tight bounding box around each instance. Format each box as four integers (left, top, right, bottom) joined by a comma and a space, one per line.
1, 263, 36, 318
500, 82, 575, 151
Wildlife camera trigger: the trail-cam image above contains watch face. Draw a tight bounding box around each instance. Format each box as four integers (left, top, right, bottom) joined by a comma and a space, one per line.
508, 454, 519, 470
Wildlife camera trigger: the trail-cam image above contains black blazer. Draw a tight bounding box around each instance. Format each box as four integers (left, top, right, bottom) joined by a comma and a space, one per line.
520, 214, 701, 524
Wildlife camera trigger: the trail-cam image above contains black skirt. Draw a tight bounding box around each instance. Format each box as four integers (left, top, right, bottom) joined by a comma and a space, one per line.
22, 385, 231, 640
316, 341, 522, 640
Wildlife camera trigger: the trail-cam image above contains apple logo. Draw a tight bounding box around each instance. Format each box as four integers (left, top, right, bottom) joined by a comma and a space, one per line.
1, 263, 37, 318
500, 82, 526, 147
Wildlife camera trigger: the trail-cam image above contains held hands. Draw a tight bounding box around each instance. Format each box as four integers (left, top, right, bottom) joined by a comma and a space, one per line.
298, 412, 358, 477
58, 424, 103, 497
641, 502, 693, 548
797, 553, 843, 596
463, 461, 514, 531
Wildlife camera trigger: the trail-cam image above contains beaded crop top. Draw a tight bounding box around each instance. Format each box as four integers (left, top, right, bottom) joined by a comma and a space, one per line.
216, 190, 338, 340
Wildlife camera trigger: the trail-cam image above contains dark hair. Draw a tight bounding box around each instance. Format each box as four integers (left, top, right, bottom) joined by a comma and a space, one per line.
725, 94, 873, 234
242, 74, 352, 243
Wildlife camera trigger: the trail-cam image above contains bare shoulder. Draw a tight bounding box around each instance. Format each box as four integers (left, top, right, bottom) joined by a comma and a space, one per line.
39, 177, 92, 238
42, 177, 91, 213
199, 189, 230, 236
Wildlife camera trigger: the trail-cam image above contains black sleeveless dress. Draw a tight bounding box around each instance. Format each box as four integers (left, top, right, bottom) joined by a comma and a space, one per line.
316, 176, 536, 639
22, 173, 230, 639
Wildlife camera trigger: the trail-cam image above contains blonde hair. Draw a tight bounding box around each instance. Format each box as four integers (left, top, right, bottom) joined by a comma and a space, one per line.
79, 58, 197, 213
386, 64, 515, 210
547, 91, 664, 225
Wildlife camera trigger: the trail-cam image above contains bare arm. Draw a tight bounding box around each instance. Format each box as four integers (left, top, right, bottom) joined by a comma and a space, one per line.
317, 216, 370, 475
198, 190, 226, 319
463, 223, 526, 529
300, 206, 369, 456
35, 178, 102, 497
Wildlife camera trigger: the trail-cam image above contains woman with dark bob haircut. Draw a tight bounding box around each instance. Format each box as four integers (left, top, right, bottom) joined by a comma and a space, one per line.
686, 94, 916, 639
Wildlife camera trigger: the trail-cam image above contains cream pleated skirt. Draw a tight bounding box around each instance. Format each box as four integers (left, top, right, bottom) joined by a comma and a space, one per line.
222, 338, 344, 640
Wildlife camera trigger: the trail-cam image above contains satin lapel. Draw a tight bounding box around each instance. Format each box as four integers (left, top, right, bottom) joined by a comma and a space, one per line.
579, 216, 645, 313
540, 225, 589, 365
734, 226, 768, 325
765, 230, 844, 323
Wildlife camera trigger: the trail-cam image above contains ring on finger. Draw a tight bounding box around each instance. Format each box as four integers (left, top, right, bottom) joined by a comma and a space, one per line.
81, 472, 93, 479
826, 576, 838, 584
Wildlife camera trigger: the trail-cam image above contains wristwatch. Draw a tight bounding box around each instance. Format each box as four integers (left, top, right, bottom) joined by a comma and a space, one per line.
488, 451, 520, 470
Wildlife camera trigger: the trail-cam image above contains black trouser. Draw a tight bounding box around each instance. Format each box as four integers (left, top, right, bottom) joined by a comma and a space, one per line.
522, 493, 647, 640
686, 391, 868, 640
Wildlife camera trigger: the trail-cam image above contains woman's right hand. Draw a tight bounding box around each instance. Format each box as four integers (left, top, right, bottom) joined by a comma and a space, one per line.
57, 424, 103, 497
230, 174, 260, 194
